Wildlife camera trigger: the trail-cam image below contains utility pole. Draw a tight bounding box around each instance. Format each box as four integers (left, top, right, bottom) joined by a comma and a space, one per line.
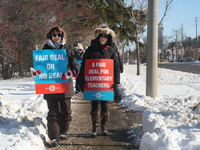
170, 42, 175, 61
195, 17, 198, 61
181, 24, 183, 59
146, 0, 158, 98
175, 30, 178, 61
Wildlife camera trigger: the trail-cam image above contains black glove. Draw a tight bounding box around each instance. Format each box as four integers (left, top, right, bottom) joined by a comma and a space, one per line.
112, 83, 118, 95
80, 81, 85, 92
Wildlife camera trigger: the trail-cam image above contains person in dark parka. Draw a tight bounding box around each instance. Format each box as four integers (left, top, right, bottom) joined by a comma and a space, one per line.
74, 43, 85, 93
90, 26, 123, 102
74, 43, 85, 60
90, 26, 123, 74
79, 27, 120, 137
42, 26, 79, 147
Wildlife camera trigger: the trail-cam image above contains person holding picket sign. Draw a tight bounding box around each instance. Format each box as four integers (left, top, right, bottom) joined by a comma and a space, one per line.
30, 26, 79, 147
79, 27, 120, 137
74, 43, 85, 94
90, 26, 123, 102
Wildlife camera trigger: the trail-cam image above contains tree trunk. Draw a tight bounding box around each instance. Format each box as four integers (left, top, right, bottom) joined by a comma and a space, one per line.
19, 53, 23, 77
122, 46, 125, 68
136, 27, 140, 75
2, 64, 13, 79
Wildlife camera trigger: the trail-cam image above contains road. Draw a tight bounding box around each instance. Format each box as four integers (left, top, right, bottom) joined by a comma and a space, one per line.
158, 63, 200, 74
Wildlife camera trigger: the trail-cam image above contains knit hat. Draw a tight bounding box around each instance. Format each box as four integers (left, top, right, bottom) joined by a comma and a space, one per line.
77, 43, 83, 50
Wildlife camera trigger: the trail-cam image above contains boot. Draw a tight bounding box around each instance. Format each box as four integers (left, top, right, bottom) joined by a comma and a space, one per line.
50, 137, 59, 147
60, 133, 68, 140
91, 112, 99, 138
101, 111, 109, 136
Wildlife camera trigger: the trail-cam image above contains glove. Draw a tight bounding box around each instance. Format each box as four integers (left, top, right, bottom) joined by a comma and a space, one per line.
62, 69, 77, 80
112, 83, 118, 95
79, 81, 85, 92
30, 67, 41, 77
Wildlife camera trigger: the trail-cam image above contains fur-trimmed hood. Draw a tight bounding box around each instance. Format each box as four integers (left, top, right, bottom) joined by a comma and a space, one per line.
93, 27, 115, 40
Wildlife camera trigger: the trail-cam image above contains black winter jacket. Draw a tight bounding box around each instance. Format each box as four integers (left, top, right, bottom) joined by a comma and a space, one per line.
74, 51, 85, 60
42, 44, 80, 100
91, 39, 123, 73
79, 44, 120, 88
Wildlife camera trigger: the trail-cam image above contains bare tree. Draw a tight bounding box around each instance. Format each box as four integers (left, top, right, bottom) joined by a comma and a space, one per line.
119, 0, 174, 75
158, 0, 174, 25
0, 0, 97, 79
117, 39, 128, 62
119, 0, 147, 75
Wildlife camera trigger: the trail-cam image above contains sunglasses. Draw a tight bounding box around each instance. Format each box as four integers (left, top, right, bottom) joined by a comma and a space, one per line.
78, 49, 82, 51
51, 33, 62, 37
100, 34, 108, 39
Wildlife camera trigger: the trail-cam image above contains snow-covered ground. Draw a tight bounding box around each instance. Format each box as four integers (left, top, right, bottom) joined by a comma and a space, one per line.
1, 63, 200, 149
119, 64, 200, 150
0, 78, 48, 150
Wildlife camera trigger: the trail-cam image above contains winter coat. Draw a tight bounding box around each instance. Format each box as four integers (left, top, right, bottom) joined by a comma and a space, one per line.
91, 39, 123, 73
42, 44, 80, 100
79, 44, 121, 88
74, 51, 85, 60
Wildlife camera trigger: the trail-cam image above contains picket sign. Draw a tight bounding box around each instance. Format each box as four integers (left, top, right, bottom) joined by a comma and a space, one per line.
76, 60, 82, 67
84, 59, 114, 101
33, 49, 69, 94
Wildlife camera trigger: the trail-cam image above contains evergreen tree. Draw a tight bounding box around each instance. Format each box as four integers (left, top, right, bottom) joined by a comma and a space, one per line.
89, 0, 146, 46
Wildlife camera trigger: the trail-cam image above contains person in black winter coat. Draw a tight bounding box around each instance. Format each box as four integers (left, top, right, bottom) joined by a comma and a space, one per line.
90, 27, 123, 74
90, 27, 123, 102
74, 43, 85, 93
41, 26, 79, 147
74, 43, 85, 60
79, 27, 120, 137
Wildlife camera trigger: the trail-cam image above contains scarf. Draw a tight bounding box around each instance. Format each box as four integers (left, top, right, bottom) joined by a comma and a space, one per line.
47, 39, 66, 49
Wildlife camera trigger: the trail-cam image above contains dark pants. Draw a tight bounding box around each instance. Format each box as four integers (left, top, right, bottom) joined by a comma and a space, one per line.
76, 78, 81, 92
46, 98, 72, 140
75, 76, 81, 92
91, 100, 108, 113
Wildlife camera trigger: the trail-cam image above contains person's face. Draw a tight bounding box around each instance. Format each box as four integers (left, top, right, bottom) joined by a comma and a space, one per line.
78, 49, 83, 53
99, 34, 108, 45
51, 32, 62, 44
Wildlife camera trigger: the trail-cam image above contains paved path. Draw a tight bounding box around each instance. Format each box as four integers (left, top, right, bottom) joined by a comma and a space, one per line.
45, 93, 142, 150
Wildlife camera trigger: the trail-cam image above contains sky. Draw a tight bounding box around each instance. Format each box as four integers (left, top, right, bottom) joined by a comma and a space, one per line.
158, 0, 200, 39
139, 0, 200, 43
1, 63, 200, 149
127, 0, 200, 50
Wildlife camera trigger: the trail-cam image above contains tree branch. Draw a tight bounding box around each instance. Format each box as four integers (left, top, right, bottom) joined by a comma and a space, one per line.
158, 0, 174, 25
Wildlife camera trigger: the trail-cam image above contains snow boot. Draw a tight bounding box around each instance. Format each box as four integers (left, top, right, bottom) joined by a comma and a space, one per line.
91, 112, 99, 138
50, 138, 59, 147
60, 133, 68, 140
101, 111, 109, 136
